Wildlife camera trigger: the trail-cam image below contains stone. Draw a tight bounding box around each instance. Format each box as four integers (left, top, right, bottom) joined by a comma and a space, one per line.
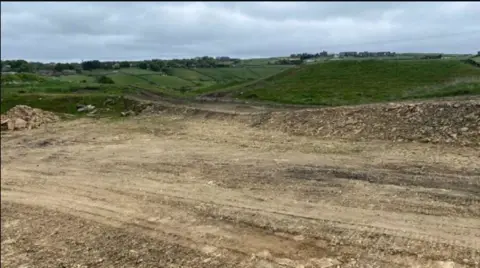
14, 118, 27, 130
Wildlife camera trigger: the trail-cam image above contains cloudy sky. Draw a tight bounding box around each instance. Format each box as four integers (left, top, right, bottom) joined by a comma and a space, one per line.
1, 2, 479, 62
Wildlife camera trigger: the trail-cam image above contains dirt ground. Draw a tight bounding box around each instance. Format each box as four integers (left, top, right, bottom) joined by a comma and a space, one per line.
1, 112, 479, 267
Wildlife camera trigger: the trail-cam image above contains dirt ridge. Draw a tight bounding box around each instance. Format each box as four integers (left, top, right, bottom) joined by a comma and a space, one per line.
131, 98, 480, 145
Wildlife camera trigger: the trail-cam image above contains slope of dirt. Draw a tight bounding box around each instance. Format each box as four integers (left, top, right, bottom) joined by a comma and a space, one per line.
1, 116, 479, 267
130, 98, 480, 146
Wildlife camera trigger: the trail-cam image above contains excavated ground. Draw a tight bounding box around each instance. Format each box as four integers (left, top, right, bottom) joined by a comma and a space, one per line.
1, 99, 479, 268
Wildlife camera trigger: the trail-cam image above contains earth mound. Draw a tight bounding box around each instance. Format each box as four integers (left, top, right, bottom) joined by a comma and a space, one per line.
1, 105, 59, 131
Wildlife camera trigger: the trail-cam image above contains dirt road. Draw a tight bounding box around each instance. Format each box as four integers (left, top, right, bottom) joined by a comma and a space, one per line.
1, 115, 479, 267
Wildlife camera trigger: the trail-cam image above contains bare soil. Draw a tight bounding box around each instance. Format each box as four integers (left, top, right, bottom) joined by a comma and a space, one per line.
1, 106, 480, 267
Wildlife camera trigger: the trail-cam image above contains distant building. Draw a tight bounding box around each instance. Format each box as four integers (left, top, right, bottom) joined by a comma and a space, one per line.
477, 51, 480, 56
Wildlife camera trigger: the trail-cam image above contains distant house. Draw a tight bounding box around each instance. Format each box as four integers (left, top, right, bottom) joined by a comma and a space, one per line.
477, 51, 480, 56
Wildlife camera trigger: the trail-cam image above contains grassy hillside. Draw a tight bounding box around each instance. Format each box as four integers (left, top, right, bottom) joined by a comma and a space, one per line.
49, 66, 291, 93
230, 60, 480, 106
139, 74, 194, 88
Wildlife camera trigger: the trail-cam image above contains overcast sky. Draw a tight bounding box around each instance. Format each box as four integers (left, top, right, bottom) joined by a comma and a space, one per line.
1, 2, 479, 62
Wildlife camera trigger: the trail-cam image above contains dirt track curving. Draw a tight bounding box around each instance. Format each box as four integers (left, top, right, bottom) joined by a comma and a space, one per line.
1, 104, 480, 267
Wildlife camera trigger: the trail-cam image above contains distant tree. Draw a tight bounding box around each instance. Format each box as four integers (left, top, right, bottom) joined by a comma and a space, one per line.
17, 62, 34, 73
149, 62, 161, 72
54, 63, 66, 72
82, 60, 102, 71
96, 75, 115, 84
103, 62, 113, 70
163, 68, 174, 76
119, 61, 131, 68
138, 62, 148, 70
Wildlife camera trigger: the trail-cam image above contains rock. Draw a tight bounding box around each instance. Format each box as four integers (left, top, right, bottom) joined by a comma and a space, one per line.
121, 110, 136, 117
256, 250, 272, 259
103, 98, 115, 106
275, 258, 297, 267
77, 104, 95, 112
307, 257, 342, 268
1, 118, 10, 130
14, 118, 27, 130
293, 235, 305, 241
460, 127, 469, 132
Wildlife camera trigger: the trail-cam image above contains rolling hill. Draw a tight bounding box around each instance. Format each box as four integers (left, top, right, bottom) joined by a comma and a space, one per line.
220, 60, 480, 106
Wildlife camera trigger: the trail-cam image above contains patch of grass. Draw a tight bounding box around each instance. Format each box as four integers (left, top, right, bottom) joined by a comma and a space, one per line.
187, 80, 248, 95
139, 74, 194, 89
232, 60, 480, 106
193, 68, 254, 82
106, 73, 151, 85
118, 68, 158, 75
169, 68, 213, 82
54, 75, 96, 83
0, 93, 128, 116
247, 66, 291, 77
1, 73, 46, 84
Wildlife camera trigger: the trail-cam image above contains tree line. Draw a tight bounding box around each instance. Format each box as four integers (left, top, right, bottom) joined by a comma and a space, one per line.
2, 56, 244, 73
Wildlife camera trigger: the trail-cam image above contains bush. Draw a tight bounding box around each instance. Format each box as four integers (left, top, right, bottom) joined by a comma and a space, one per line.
96, 75, 115, 84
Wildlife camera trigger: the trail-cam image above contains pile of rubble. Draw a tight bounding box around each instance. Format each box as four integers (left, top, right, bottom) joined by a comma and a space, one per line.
255, 100, 480, 146
1, 105, 59, 131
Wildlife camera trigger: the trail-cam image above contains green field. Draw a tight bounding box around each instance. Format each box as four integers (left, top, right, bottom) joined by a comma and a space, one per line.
227, 60, 480, 106
105, 73, 149, 85
45, 67, 290, 93
139, 74, 194, 88
54, 74, 96, 83
169, 68, 213, 81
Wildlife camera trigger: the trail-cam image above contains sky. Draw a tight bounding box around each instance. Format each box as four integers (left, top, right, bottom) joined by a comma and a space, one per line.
1, 1, 479, 62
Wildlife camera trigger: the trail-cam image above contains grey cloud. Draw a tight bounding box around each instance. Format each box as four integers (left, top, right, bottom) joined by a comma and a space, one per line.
1, 2, 479, 62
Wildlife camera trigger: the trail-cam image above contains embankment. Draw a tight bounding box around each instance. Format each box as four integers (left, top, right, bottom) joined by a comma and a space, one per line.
130, 98, 480, 146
